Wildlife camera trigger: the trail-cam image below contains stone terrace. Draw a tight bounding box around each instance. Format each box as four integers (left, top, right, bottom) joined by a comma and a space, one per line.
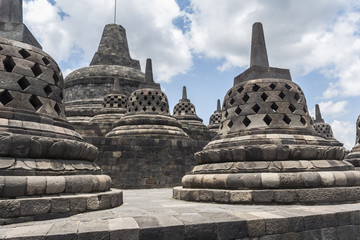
1, 188, 360, 239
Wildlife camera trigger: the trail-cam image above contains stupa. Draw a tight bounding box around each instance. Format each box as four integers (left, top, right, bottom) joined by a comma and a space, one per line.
64, 24, 146, 122
173, 86, 212, 140
313, 104, 335, 139
345, 116, 360, 167
173, 22, 359, 204
106, 59, 188, 139
207, 99, 222, 133
0, 0, 122, 222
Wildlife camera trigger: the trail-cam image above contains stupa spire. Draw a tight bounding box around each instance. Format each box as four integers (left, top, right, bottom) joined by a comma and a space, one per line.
0, 0, 22, 23
182, 86, 188, 100
90, 24, 140, 69
314, 104, 324, 123
217, 99, 221, 112
250, 22, 269, 67
145, 58, 154, 83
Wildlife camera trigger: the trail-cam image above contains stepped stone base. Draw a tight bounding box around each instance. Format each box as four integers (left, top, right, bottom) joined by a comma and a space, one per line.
1, 189, 360, 239
173, 186, 360, 204
0, 188, 123, 225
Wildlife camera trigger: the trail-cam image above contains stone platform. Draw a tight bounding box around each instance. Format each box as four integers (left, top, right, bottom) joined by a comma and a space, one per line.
1, 189, 360, 239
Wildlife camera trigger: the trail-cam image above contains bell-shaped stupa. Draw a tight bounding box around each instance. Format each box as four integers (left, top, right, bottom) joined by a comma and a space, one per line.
106, 59, 188, 139
345, 116, 360, 167
64, 24, 146, 122
173, 23, 359, 204
313, 104, 335, 139
173, 86, 211, 140
0, 0, 122, 220
207, 99, 222, 133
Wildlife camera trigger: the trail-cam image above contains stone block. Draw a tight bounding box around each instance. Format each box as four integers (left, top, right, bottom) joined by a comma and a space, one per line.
183, 223, 217, 240
229, 190, 252, 204
261, 173, 280, 188
336, 225, 356, 240
322, 214, 337, 228
46, 176, 65, 194
320, 227, 337, 240
80, 175, 93, 193
259, 234, 282, 240
78, 220, 110, 240
20, 199, 51, 216
69, 197, 87, 212
198, 189, 214, 202
0, 200, 20, 218
247, 219, 266, 237
301, 229, 322, 239
26, 176, 46, 195
47, 221, 79, 240
3, 176, 26, 197
274, 189, 297, 203
333, 172, 347, 186
336, 212, 351, 226
109, 217, 139, 240
350, 210, 360, 225
288, 216, 305, 232
65, 176, 82, 193
213, 190, 230, 203
281, 232, 302, 240
253, 190, 274, 203
265, 218, 289, 234
86, 196, 101, 211
303, 215, 322, 230
51, 198, 70, 213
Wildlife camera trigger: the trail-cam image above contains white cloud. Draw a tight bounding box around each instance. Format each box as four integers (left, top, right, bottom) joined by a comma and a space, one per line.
310, 100, 348, 118
331, 120, 355, 150
23, 0, 192, 82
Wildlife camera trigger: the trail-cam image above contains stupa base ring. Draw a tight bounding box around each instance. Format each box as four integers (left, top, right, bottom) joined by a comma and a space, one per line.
173, 186, 360, 205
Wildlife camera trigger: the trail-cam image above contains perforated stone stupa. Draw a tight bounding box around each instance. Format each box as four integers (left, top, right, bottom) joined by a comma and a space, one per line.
173, 22, 359, 204
208, 99, 222, 133
106, 59, 188, 139
0, 0, 122, 223
345, 116, 360, 167
313, 104, 335, 139
173, 86, 212, 140
64, 24, 147, 122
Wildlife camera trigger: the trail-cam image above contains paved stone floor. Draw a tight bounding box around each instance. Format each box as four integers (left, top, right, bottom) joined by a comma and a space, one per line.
1, 188, 360, 239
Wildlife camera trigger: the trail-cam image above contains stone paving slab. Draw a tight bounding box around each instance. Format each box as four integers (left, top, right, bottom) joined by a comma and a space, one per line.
1, 188, 360, 239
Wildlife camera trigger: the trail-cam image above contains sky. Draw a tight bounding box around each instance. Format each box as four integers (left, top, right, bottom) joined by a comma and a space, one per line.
22, 0, 360, 149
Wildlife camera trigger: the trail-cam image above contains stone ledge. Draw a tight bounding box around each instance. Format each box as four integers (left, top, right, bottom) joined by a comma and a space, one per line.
0, 188, 122, 223
173, 186, 360, 204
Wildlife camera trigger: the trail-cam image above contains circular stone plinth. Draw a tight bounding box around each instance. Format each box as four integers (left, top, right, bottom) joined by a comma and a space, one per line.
0, 189, 123, 224
173, 186, 360, 204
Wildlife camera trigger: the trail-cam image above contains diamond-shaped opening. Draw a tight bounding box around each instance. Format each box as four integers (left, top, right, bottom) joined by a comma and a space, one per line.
242, 93, 250, 103
235, 106, 242, 115
252, 84, 260, 92
42, 57, 50, 66
300, 116, 306, 125
60, 91, 63, 100
0, 90, 13, 106
285, 84, 292, 90
288, 104, 296, 113
43, 85, 53, 96
243, 116, 251, 127
298, 87, 302, 92
19, 49, 31, 59
279, 91, 285, 99
134, 107, 138, 111
149, 91, 152, 95
269, 83, 276, 90
237, 86, 244, 94
147, 101, 151, 106
156, 101, 160, 105
155, 92, 159, 95
152, 96, 155, 100
271, 102, 278, 112
54, 103, 61, 115
294, 93, 300, 101
31, 63, 42, 77
131, 102, 135, 106
140, 92, 144, 95
151, 106, 156, 111
160, 107, 164, 112
144, 96, 148, 100
3, 56, 16, 72
0, 45, 3, 51
142, 106, 147, 111
229, 98, 235, 105
224, 111, 228, 118
227, 90, 232, 96
17, 77, 30, 90
261, 92, 268, 102
303, 106, 307, 113
53, 72, 60, 86
29, 95, 43, 110
252, 104, 260, 113
263, 114, 272, 126
283, 115, 291, 125
139, 101, 142, 105
159, 96, 163, 101
227, 120, 233, 128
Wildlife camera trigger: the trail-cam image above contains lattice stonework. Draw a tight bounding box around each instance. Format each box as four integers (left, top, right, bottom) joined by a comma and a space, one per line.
127, 89, 169, 114
103, 94, 128, 108
173, 102, 196, 116
314, 123, 334, 139
219, 79, 312, 133
209, 112, 221, 124
0, 42, 65, 119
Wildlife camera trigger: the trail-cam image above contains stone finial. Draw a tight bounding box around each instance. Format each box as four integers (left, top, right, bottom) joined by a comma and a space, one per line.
0, 0, 23, 23
250, 22, 269, 67
216, 99, 221, 112
314, 104, 325, 123
90, 24, 140, 69
145, 58, 154, 83
182, 86, 188, 100
113, 78, 121, 92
